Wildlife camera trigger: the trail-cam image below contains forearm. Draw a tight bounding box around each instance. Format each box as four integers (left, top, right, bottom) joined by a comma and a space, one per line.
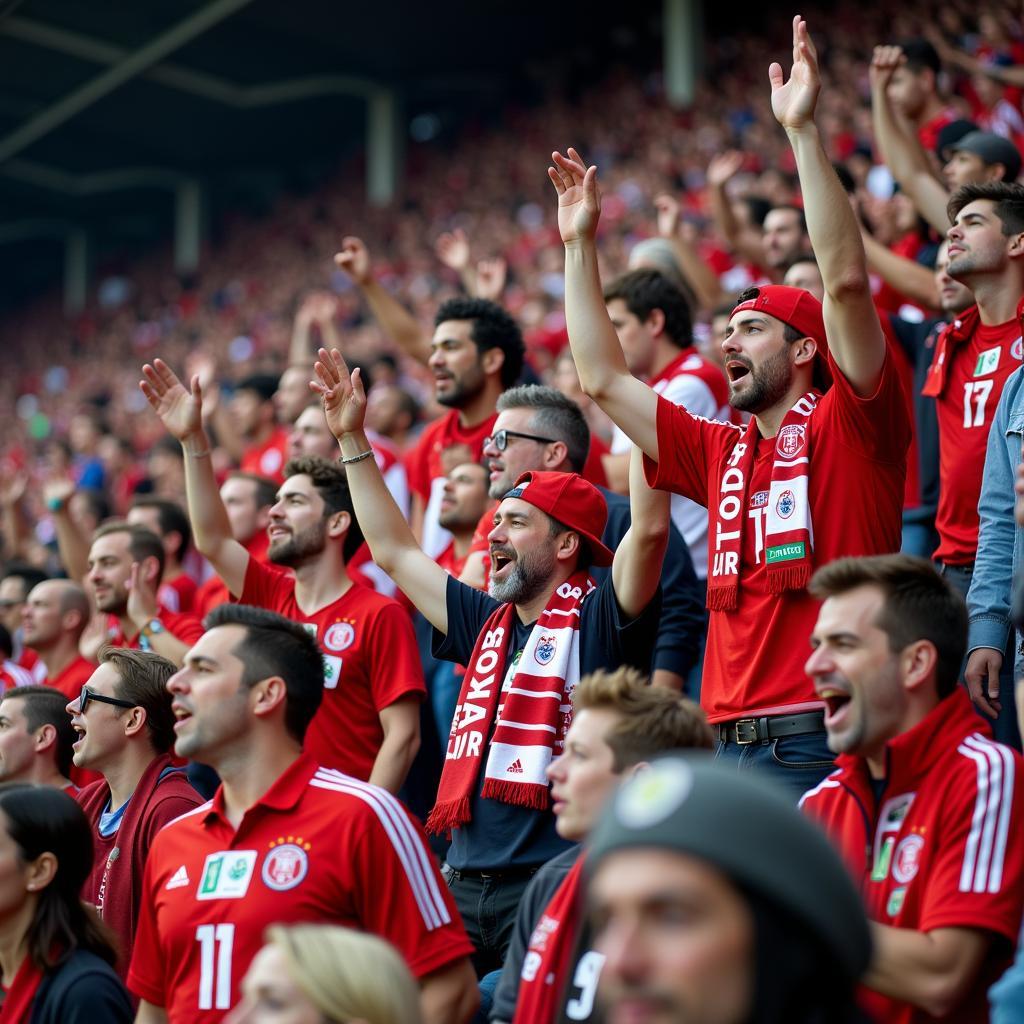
368, 727, 420, 793
181, 432, 234, 556
134, 1000, 169, 1024
787, 125, 869, 297
861, 230, 940, 309
668, 236, 726, 310
651, 668, 685, 692
360, 280, 431, 364
288, 319, 313, 366
866, 924, 987, 1018
564, 242, 660, 457
145, 630, 191, 666
709, 183, 742, 251
51, 508, 91, 582
420, 961, 479, 1024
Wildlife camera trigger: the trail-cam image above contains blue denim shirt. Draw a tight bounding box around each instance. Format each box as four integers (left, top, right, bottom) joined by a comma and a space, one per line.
967, 365, 1024, 681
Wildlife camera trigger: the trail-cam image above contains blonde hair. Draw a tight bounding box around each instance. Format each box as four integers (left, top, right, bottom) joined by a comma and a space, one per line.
572, 666, 713, 771
265, 925, 423, 1024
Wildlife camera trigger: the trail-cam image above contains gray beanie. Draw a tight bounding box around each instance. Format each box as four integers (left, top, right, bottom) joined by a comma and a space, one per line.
587, 753, 871, 981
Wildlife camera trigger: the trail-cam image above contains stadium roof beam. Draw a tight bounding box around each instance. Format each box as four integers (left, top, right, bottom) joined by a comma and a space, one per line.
0, 0, 256, 164
663, 0, 701, 108
0, 14, 401, 204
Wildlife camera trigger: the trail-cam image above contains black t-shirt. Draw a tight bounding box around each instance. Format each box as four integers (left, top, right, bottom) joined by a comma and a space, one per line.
433, 575, 660, 870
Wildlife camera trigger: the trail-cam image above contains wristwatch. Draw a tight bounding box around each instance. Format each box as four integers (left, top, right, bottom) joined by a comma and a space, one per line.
141, 618, 165, 639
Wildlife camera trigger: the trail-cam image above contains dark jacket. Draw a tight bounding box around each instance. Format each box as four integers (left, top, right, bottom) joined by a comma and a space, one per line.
31, 950, 133, 1024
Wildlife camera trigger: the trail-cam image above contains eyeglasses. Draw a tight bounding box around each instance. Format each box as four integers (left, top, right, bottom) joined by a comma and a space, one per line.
484, 429, 557, 452
78, 685, 136, 714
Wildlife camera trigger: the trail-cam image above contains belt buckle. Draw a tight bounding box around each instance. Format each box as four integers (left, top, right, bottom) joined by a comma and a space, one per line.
734, 718, 759, 745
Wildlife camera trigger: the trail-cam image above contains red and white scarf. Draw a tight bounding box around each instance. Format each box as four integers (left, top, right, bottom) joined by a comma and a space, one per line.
707, 392, 819, 611
426, 571, 593, 834
512, 857, 586, 1024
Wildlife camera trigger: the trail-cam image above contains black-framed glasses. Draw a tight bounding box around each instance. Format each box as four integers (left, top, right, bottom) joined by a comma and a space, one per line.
78, 685, 136, 714
484, 429, 557, 452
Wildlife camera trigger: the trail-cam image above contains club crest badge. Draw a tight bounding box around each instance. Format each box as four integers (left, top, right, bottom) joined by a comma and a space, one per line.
535, 635, 557, 665
892, 834, 924, 885
323, 622, 355, 652
262, 842, 310, 892
1013, 337, 1023, 361
776, 489, 796, 519
777, 424, 806, 458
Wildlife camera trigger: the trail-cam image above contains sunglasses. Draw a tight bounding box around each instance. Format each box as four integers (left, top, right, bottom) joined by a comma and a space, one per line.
78, 685, 136, 714
484, 429, 557, 452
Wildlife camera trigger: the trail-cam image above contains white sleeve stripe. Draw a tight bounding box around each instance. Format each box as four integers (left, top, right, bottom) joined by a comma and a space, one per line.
797, 770, 841, 809
962, 735, 1015, 892
958, 743, 992, 893
310, 770, 450, 930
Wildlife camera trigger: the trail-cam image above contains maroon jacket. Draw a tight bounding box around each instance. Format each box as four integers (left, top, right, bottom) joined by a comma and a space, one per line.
77, 754, 202, 974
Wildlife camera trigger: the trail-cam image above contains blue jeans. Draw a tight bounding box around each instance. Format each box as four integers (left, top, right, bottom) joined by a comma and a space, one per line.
714, 729, 835, 803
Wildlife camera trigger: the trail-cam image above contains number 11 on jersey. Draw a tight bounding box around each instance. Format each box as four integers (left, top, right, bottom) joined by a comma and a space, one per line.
197, 923, 235, 1010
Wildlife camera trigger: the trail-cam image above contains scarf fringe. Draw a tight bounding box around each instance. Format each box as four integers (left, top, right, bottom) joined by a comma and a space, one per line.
768, 563, 810, 594
481, 778, 550, 810
706, 585, 737, 612
425, 796, 471, 836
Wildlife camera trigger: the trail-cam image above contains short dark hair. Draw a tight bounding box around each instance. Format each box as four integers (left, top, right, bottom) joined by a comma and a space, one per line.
1, 687, 77, 778
130, 498, 192, 563
98, 645, 178, 754
0, 564, 49, 600
227, 472, 278, 510
948, 181, 1024, 235
603, 268, 694, 350
897, 38, 941, 76
283, 456, 364, 564
90, 523, 166, 583
767, 204, 808, 234
0, 624, 10, 659
809, 554, 967, 698
496, 385, 590, 473
203, 604, 325, 744
743, 196, 773, 228
0, 784, 119, 970
434, 297, 525, 388
73, 488, 112, 526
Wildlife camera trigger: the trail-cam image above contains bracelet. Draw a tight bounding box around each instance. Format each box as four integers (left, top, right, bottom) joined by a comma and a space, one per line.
340, 449, 374, 465
46, 497, 67, 512
184, 447, 212, 458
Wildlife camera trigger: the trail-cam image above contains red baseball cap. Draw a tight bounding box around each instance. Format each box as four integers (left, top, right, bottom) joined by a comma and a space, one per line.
731, 285, 832, 388
502, 471, 615, 567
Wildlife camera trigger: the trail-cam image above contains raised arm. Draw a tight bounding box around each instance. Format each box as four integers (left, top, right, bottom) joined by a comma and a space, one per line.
42, 478, 90, 583
610, 445, 669, 620
140, 360, 250, 597
654, 193, 728, 311
773, 18, 885, 395
706, 151, 766, 266
334, 237, 432, 365
313, 347, 450, 632
860, 225, 940, 310
869, 46, 952, 236
550, 149, 660, 460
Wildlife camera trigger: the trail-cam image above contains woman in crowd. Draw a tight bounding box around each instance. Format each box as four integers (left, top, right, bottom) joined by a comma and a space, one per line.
226, 924, 423, 1024
0, 783, 132, 1022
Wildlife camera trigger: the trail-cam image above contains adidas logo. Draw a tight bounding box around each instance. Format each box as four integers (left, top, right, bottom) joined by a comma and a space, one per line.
165, 865, 190, 890
507, 758, 524, 774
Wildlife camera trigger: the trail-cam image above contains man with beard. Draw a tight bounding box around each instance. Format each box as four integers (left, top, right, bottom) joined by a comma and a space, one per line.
141, 359, 425, 794
86, 523, 203, 665
311, 344, 666, 976
335, 237, 525, 560
921, 181, 1024, 745
551, 17, 911, 799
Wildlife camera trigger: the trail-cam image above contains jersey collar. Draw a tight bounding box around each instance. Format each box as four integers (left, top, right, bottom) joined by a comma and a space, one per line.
205, 752, 319, 829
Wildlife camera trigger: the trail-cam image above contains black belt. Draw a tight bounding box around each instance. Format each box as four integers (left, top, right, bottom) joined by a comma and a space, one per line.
717, 710, 825, 746
445, 864, 540, 882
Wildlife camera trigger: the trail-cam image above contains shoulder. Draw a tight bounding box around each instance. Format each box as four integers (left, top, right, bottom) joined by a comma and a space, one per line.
798, 769, 847, 815
305, 768, 422, 840
39, 950, 130, 1014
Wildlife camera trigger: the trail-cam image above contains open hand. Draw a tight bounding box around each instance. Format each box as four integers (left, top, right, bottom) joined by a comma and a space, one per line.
311, 347, 367, 440
139, 359, 203, 442
654, 193, 682, 238
42, 477, 75, 512
126, 560, 159, 628
706, 150, 746, 188
435, 229, 471, 272
769, 16, 821, 131
334, 237, 373, 286
549, 148, 601, 246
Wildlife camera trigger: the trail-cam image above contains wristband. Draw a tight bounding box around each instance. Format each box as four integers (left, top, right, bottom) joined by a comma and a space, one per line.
46, 497, 67, 512
340, 449, 374, 465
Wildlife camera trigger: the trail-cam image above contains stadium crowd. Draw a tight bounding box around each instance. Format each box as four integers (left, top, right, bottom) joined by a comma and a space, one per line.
1, 3, 1024, 1022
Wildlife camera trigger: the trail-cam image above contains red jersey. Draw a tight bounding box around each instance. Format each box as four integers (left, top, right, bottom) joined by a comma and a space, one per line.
581, 435, 609, 488
918, 107, 959, 153
127, 755, 472, 1021
0, 660, 35, 691
240, 428, 289, 484
644, 349, 910, 722
405, 410, 496, 559
158, 574, 197, 615
929, 311, 1023, 564
195, 533, 270, 620
106, 606, 204, 651
44, 654, 97, 703
15, 646, 45, 683
240, 559, 425, 780
801, 690, 1024, 1024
